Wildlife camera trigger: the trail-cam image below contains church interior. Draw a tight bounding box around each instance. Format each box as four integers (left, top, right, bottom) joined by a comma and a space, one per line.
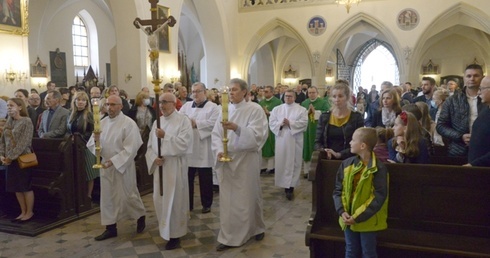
0, 0, 489, 257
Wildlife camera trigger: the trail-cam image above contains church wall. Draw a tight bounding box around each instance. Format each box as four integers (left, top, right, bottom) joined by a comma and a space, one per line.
181, 22, 204, 87
2, 0, 489, 98
419, 34, 485, 85
282, 47, 311, 88
191, 1, 231, 89
216, 0, 489, 87
0, 34, 29, 97
252, 46, 274, 87
25, 0, 115, 93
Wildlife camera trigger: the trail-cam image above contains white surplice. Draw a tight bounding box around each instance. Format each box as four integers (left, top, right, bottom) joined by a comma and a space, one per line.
179, 100, 220, 167
269, 103, 308, 188
145, 111, 193, 240
87, 113, 146, 225
211, 100, 268, 247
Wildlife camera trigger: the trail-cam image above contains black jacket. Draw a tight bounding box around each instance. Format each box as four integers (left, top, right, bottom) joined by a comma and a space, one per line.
314, 110, 364, 160
127, 105, 157, 128
436, 88, 484, 157
468, 106, 490, 166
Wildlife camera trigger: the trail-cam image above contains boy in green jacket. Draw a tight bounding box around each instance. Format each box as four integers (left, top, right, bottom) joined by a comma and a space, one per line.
333, 127, 389, 258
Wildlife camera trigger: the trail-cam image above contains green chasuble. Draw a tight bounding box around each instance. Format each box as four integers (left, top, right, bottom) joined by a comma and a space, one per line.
301, 98, 330, 161
259, 96, 283, 158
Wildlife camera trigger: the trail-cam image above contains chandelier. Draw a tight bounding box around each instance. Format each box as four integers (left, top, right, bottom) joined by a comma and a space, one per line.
336, 0, 362, 14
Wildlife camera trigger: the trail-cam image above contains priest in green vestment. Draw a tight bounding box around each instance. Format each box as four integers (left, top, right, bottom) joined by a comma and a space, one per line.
259, 85, 283, 173
301, 86, 330, 178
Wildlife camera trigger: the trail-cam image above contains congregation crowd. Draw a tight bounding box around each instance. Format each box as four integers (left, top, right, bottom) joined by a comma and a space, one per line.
0, 63, 488, 254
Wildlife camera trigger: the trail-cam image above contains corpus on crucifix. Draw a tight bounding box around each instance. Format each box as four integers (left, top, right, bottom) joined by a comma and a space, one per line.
133, 0, 176, 81
133, 0, 176, 196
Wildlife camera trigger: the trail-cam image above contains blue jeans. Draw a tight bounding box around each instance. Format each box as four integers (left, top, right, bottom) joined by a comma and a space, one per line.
344, 227, 378, 258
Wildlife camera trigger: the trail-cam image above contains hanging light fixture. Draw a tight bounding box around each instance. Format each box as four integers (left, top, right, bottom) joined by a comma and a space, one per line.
336, 0, 362, 14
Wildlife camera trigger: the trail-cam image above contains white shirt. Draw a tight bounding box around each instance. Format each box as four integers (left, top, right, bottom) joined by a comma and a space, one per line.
467, 95, 478, 133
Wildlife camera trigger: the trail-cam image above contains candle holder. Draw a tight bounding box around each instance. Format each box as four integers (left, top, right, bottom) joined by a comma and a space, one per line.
219, 86, 232, 162
91, 98, 103, 169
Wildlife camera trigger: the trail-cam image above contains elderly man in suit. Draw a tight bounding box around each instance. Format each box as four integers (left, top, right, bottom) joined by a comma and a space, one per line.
38, 90, 70, 138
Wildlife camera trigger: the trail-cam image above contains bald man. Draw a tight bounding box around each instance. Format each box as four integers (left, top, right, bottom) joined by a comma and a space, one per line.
87, 95, 146, 241
146, 93, 193, 249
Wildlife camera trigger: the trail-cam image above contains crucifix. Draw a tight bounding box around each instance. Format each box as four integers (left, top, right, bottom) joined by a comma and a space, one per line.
134, 0, 176, 196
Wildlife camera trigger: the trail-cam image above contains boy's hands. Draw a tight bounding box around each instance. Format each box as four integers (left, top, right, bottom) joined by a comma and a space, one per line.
341, 212, 355, 225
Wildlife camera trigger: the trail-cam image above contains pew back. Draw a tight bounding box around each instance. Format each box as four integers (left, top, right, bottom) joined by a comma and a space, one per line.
306, 157, 490, 257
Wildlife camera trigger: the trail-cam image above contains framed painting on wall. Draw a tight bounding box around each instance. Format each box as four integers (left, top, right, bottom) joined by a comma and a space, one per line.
0, 0, 28, 35
157, 5, 170, 53
31, 57, 48, 77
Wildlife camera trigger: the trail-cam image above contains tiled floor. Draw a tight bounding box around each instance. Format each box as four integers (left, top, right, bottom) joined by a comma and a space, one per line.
0, 173, 312, 257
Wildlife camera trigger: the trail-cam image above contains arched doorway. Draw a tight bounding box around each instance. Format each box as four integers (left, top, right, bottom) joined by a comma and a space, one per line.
352, 39, 400, 93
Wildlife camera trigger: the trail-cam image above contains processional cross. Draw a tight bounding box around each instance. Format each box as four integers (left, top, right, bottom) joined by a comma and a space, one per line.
134, 0, 176, 196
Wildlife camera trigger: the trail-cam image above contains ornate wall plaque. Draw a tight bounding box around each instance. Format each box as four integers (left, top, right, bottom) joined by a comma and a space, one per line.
307, 16, 326, 36
397, 8, 419, 31
49, 48, 67, 87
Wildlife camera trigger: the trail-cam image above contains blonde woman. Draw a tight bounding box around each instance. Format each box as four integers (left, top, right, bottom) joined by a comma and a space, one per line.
67, 92, 98, 199
314, 80, 364, 160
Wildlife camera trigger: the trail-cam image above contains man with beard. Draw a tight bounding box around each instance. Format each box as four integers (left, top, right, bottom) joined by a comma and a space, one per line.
413, 77, 437, 120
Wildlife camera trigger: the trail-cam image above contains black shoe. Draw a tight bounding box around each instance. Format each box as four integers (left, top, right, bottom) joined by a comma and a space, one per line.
165, 238, 180, 250
267, 169, 275, 174
286, 192, 293, 200
260, 168, 267, 174
94, 229, 117, 241
216, 244, 233, 251
202, 207, 211, 214
137, 216, 146, 233
303, 173, 308, 179
255, 232, 265, 241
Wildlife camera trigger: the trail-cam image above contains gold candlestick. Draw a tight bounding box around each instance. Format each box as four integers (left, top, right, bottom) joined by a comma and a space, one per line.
219, 86, 232, 162
91, 98, 103, 169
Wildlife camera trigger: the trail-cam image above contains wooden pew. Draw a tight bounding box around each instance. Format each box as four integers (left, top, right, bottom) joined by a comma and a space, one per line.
306, 154, 490, 257
0, 137, 99, 236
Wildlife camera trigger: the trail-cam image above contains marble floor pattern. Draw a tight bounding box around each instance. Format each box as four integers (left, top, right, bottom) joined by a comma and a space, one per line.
0, 173, 312, 258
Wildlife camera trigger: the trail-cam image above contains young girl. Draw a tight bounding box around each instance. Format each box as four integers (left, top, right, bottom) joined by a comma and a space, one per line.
388, 111, 429, 163
373, 126, 394, 163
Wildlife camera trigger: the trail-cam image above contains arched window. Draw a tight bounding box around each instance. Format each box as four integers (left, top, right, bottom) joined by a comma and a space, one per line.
72, 15, 89, 76
352, 39, 399, 94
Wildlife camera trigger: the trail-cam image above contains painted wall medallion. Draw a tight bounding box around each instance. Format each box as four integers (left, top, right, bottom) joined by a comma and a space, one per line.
307, 16, 326, 36
397, 8, 419, 31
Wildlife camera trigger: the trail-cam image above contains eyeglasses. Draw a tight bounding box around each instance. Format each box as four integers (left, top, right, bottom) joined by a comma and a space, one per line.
284, 95, 295, 98
478, 86, 490, 92
191, 90, 204, 94
159, 100, 175, 104
105, 103, 120, 107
